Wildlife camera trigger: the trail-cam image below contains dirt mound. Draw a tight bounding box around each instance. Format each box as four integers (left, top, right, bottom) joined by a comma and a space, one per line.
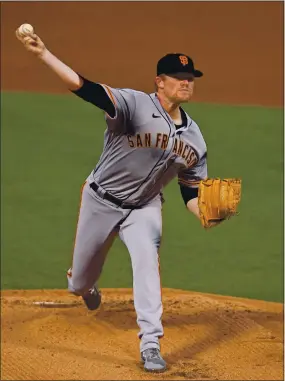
1, 289, 283, 380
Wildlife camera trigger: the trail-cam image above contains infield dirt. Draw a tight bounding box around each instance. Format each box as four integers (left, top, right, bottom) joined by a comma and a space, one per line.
1, 289, 283, 380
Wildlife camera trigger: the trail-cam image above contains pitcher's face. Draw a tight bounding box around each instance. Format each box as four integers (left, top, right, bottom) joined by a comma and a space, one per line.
155, 73, 195, 103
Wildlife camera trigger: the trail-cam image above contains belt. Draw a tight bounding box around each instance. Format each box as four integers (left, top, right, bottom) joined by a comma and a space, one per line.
89, 182, 142, 209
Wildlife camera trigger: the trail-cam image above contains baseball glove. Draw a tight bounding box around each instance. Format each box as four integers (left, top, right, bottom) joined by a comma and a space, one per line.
198, 178, 242, 229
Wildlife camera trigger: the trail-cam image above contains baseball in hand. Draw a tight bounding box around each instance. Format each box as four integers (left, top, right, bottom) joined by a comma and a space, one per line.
18, 23, 34, 37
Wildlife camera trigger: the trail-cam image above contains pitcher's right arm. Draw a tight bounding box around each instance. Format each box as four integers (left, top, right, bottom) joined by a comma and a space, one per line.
15, 30, 83, 90
15, 30, 116, 117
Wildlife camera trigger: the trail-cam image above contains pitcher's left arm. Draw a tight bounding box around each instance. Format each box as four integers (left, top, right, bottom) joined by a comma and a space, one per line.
178, 154, 242, 229
178, 152, 207, 220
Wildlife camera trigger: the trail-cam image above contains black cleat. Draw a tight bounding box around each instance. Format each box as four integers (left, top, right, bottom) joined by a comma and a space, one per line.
82, 285, 101, 310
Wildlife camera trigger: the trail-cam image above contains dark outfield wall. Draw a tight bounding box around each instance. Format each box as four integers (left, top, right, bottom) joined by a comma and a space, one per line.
1, 1, 283, 106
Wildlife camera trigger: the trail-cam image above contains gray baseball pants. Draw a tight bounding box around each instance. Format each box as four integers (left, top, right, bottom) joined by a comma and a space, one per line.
67, 182, 163, 352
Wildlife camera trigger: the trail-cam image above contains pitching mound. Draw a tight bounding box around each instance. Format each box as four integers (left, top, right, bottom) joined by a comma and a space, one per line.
1, 289, 283, 380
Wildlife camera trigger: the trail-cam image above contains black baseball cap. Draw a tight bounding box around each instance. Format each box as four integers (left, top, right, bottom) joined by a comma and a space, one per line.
157, 53, 203, 77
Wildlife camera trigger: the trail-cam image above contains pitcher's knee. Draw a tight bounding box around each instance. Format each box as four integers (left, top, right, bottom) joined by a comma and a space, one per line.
67, 273, 90, 296
69, 282, 90, 296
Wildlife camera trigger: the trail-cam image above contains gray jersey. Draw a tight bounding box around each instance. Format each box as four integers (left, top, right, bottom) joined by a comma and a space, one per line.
87, 85, 207, 207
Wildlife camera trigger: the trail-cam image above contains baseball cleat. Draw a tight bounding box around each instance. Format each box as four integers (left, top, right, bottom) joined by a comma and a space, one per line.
141, 348, 167, 373
82, 285, 101, 310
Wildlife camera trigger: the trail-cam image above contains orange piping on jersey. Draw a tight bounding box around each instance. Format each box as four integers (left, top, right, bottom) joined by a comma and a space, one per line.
102, 84, 116, 106
178, 178, 201, 187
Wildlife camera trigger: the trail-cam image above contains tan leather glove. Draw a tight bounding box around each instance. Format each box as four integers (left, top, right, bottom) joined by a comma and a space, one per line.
198, 178, 242, 229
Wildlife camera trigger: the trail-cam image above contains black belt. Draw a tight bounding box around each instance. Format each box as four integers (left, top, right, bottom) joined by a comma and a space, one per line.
89, 182, 142, 209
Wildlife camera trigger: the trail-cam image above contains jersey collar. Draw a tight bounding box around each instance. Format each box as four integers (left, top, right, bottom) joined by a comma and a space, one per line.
150, 93, 192, 131
149, 92, 173, 125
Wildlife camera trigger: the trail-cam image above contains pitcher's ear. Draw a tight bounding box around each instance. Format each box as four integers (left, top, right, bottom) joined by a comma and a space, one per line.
155, 76, 165, 90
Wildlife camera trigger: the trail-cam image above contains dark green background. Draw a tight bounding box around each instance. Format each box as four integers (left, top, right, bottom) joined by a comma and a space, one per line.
2, 92, 283, 302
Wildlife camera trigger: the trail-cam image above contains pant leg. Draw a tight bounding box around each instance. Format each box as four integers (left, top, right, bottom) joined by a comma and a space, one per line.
67, 183, 124, 296
119, 196, 163, 352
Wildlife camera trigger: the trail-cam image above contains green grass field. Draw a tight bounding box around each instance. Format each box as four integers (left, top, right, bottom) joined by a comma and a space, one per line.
1, 92, 283, 302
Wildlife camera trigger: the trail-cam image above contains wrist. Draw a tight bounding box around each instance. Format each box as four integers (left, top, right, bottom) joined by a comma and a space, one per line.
38, 48, 49, 61
186, 197, 200, 219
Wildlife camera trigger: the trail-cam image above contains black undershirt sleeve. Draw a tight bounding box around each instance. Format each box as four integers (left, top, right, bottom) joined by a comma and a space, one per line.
179, 185, 199, 205
71, 76, 116, 118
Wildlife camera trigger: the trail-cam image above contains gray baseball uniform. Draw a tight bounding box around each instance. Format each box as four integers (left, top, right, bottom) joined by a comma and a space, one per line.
67, 85, 207, 353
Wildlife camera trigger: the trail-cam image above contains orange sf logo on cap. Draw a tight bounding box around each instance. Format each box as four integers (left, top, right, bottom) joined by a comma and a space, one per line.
179, 55, 188, 66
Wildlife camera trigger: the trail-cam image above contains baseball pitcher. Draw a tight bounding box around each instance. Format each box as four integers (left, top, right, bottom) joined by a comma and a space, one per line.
16, 26, 241, 373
